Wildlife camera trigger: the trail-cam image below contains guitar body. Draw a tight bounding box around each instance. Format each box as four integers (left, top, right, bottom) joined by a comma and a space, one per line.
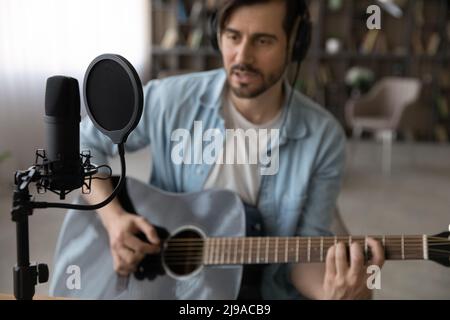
49, 177, 245, 299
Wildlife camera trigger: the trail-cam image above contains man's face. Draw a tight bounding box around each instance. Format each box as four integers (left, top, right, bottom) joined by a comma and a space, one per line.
220, 1, 288, 99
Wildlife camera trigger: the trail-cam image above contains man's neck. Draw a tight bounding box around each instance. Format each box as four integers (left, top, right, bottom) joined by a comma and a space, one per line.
229, 79, 285, 125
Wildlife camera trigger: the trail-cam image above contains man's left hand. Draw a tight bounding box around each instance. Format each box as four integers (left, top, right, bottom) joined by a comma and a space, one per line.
322, 237, 385, 300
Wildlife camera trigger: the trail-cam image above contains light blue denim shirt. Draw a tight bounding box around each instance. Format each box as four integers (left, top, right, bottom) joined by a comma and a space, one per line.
80, 68, 346, 299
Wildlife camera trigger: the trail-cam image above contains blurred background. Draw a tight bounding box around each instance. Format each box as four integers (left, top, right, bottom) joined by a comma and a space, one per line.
0, 0, 449, 299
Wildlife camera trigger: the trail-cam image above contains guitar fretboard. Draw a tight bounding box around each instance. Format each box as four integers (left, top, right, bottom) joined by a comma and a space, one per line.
202, 235, 427, 265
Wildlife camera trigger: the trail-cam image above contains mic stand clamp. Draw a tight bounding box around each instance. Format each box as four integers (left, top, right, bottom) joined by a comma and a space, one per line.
11, 168, 49, 300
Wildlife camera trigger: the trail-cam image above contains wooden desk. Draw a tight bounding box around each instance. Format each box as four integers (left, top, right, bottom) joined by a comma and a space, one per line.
0, 293, 68, 300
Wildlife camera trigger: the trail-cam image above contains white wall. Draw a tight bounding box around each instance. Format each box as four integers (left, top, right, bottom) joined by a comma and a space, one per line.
0, 0, 152, 185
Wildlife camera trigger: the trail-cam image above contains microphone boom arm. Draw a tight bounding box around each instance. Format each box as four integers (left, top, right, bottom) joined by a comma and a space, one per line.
11, 143, 126, 300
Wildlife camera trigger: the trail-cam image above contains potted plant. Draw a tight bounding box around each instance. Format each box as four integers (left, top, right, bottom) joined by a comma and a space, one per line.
345, 66, 375, 98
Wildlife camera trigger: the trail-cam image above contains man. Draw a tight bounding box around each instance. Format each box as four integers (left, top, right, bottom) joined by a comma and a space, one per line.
81, 0, 384, 299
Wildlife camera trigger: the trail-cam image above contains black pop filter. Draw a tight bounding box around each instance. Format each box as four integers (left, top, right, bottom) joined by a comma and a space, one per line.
83, 54, 143, 144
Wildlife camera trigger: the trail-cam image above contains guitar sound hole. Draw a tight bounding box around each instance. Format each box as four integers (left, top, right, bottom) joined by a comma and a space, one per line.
163, 228, 204, 277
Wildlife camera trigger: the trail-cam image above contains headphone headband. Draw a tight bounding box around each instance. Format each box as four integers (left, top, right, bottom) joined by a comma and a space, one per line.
209, 0, 311, 64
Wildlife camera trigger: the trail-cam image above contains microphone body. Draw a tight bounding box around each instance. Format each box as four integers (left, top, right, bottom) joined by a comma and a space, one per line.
44, 76, 84, 194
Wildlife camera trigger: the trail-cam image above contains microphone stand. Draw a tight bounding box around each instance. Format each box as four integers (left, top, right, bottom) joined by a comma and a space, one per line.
11, 144, 126, 300
12, 168, 48, 300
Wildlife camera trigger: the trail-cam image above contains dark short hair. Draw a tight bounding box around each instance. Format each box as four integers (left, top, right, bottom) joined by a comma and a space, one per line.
217, 0, 309, 40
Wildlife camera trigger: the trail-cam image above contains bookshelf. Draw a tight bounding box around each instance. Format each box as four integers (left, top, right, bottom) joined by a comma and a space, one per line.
150, 0, 450, 142
150, 0, 221, 78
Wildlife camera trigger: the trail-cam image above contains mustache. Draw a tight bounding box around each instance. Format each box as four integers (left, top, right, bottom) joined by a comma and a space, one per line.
231, 64, 261, 75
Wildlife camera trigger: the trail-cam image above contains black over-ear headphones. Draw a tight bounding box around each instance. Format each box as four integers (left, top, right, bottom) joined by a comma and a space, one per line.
208, 0, 312, 64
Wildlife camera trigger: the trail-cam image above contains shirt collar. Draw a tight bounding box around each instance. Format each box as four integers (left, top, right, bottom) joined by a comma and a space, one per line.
199, 68, 308, 140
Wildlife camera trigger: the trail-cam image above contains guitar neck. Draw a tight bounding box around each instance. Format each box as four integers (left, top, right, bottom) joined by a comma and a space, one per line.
203, 235, 428, 266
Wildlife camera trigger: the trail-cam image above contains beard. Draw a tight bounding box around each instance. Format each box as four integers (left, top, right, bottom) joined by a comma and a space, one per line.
227, 63, 285, 99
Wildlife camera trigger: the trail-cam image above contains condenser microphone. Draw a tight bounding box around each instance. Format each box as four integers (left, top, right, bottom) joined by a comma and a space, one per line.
44, 76, 84, 194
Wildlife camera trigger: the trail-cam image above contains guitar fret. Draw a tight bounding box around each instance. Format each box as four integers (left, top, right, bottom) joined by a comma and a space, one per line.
213, 238, 217, 264
257, 238, 261, 264
275, 238, 279, 263
307, 237, 311, 262
227, 238, 233, 264
248, 238, 253, 263
206, 239, 212, 264
401, 235, 405, 260
320, 237, 324, 262
230, 238, 233, 264
214, 238, 218, 264
220, 238, 225, 264
204, 239, 208, 264
224, 238, 228, 264
423, 235, 428, 260
233, 238, 239, 264
364, 236, 368, 258
209, 238, 216, 264
285, 238, 288, 262
265, 238, 269, 263
241, 239, 245, 264
295, 238, 299, 262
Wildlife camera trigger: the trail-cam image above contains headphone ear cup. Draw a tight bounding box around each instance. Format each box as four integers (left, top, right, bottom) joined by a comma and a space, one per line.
208, 11, 220, 51
292, 19, 312, 63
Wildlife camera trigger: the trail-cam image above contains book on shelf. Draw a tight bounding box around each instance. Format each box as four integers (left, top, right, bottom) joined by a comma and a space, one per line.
436, 96, 449, 119
160, 27, 179, 49
309, 0, 321, 24
187, 28, 204, 49
426, 32, 441, 56
373, 31, 388, 54
447, 21, 450, 42
152, 5, 174, 45
177, 0, 189, 24
359, 30, 388, 54
318, 64, 332, 86
412, 32, 425, 55
439, 72, 450, 89
359, 30, 379, 54
414, 0, 425, 27
434, 124, 449, 143
190, 0, 204, 25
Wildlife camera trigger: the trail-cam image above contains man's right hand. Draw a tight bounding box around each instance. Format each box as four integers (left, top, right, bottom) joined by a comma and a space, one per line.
83, 177, 161, 276
103, 212, 161, 276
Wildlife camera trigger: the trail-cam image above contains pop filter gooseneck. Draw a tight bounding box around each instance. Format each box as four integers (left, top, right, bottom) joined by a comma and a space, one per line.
33, 54, 143, 210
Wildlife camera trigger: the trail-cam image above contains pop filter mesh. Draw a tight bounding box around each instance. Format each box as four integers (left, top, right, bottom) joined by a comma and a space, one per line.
85, 60, 134, 131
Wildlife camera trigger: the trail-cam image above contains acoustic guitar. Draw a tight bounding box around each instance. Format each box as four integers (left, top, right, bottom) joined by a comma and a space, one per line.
49, 177, 450, 299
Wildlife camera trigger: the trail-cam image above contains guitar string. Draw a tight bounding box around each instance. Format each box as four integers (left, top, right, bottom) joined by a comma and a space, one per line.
163, 244, 449, 251
138, 237, 450, 265
167, 236, 446, 241
165, 242, 442, 246
165, 238, 448, 244
161, 248, 450, 257
165, 237, 448, 243
162, 245, 448, 253
163, 240, 449, 248
161, 245, 450, 256
167, 236, 448, 240
138, 246, 450, 262
159, 249, 450, 259
137, 254, 450, 267
155, 252, 449, 263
